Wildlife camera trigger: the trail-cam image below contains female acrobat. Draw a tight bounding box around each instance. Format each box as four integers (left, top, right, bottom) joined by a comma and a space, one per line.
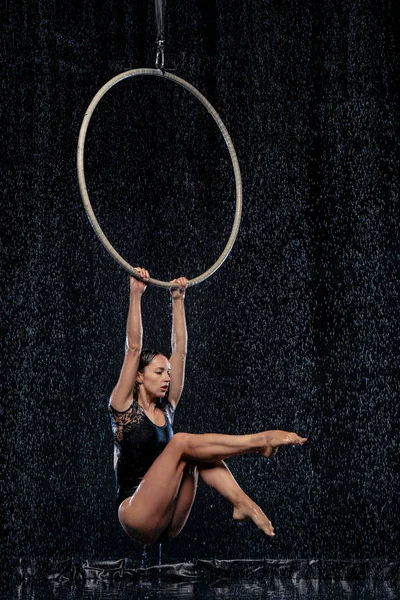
109, 268, 307, 545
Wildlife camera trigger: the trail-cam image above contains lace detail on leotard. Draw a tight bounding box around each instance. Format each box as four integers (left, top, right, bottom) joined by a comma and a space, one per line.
108, 400, 175, 445
109, 401, 144, 444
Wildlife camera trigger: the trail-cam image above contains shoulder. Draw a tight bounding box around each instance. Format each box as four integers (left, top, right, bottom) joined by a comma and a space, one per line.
109, 398, 144, 427
109, 398, 133, 414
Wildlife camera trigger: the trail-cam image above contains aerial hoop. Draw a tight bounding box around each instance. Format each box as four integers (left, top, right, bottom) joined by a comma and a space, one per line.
77, 68, 242, 288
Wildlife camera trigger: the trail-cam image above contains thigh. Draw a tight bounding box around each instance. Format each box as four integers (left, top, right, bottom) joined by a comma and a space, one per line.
118, 434, 188, 544
157, 463, 198, 542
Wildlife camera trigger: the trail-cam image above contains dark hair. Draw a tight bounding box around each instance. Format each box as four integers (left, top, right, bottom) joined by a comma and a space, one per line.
133, 348, 168, 403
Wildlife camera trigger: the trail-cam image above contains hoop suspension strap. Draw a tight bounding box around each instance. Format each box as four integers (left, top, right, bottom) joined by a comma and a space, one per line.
155, 0, 166, 70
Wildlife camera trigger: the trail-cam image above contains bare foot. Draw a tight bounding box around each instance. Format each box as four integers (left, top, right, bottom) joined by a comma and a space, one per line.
261, 430, 307, 459
233, 498, 275, 537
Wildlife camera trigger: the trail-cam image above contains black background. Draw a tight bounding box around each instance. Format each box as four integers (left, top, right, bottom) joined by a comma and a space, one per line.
2, 0, 399, 563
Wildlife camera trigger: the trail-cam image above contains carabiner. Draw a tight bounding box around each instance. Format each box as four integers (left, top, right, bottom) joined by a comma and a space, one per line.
155, 38, 165, 71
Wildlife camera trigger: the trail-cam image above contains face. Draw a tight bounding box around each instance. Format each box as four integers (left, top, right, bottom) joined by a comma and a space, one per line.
137, 354, 171, 399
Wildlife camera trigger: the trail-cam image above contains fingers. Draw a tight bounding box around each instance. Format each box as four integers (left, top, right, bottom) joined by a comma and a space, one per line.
169, 276, 189, 298
130, 268, 150, 294
133, 267, 149, 282
170, 277, 188, 289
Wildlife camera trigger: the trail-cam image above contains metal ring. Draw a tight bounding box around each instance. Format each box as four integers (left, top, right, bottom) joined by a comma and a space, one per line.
77, 68, 242, 288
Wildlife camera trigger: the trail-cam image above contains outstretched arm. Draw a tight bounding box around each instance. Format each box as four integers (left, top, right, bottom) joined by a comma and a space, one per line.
110, 268, 149, 412
168, 277, 188, 408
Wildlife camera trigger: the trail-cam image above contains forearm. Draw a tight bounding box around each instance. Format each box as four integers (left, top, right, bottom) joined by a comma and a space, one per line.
126, 291, 143, 351
171, 296, 187, 355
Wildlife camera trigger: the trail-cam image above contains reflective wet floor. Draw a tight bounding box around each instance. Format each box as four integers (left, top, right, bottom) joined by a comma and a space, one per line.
6, 580, 400, 600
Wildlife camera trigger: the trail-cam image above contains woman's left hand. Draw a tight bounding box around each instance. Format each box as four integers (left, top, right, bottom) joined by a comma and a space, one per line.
170, 277, 189, 300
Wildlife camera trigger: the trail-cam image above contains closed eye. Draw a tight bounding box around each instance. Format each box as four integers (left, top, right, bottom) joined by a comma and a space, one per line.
155, 369, 171, 376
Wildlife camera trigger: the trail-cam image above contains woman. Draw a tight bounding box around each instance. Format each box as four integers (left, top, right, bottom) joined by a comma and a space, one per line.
109, 268, 307, 545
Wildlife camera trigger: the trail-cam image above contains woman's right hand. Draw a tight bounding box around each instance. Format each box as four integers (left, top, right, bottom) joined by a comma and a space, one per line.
130, 267, 150, 295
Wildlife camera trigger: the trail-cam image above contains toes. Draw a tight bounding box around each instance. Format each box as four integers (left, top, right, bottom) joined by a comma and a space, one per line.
265, 521, 275, 537
288, 433, 307, 445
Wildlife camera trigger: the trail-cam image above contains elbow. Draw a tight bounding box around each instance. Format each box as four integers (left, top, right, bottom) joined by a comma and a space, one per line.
176, 350, 187, 362
171, 345, 187, 361
125, 337, 142, 355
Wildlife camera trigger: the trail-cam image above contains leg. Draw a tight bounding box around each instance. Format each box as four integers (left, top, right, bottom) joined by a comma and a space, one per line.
198, 461, 275, 536
176, 430, 306, 462
118, 431, 265, 545
118, 430, 306, 544
157, 463, 198, 542
159, 459, 275, 542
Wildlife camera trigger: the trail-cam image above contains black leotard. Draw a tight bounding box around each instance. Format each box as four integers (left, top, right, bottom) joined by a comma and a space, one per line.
109, 400, 175, 505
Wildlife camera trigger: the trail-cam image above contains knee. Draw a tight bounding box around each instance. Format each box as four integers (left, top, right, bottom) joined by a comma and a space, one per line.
171, 432, 190, 452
